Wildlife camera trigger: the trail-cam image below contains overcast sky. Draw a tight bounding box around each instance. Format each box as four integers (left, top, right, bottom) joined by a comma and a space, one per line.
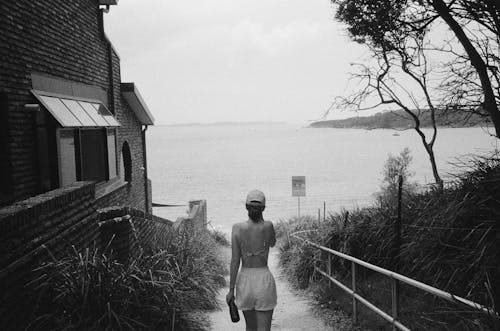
104, 0, 367, 125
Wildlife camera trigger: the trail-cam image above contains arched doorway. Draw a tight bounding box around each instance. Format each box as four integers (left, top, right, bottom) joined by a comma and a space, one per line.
122, 141, 132, 183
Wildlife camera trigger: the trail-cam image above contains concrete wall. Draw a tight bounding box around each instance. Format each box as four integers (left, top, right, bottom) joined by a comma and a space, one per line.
174, 200, 207, 233
189, 200, 208, 232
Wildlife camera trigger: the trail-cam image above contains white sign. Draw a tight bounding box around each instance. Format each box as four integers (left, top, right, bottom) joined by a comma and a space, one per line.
292, 176, 306, 197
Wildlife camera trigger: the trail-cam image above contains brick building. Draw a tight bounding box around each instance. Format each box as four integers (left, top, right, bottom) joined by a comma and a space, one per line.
0, 0, 154, 211
0, 1, 168, 327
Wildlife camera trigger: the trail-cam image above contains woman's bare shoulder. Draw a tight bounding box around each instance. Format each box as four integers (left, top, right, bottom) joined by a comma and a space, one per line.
264, 220, 274, 228
231, 221, 248, 232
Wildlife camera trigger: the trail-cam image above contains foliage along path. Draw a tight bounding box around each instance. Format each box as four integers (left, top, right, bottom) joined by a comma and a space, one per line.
209, 247, 333, 330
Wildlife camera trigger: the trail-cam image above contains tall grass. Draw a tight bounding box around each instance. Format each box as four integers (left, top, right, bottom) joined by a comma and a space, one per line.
207, 222, 230, 246
279, 155, 500, 330
25, 228, 226, 331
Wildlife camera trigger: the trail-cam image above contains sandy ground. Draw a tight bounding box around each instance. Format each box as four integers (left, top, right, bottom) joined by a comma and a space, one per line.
208, 246, 332, 331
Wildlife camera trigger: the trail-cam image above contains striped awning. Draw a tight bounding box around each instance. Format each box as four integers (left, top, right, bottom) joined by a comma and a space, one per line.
31, 90, 120, 127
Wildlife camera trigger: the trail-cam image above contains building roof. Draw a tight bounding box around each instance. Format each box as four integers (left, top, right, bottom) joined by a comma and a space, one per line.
121, 83, 155, 125
99, 0, 119, 5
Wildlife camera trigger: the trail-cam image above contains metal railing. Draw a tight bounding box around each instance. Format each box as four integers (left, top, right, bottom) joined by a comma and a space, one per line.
291, 231, 497, 331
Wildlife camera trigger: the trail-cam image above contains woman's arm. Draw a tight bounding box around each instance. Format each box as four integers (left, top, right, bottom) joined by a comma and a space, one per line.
226, 224, 241, 304
267, 221, 276, 247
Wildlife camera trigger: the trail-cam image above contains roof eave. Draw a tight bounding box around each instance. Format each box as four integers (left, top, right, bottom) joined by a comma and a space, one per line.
121, 83, 155, 125
99, 0, 119, 5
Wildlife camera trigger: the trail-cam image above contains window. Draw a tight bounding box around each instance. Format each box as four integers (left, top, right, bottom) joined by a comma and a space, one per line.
56, 128, 118, 186
122, 141, 132, 183
107, 130, 117, 179
80, 129, 107, 182
31, 90, 120, 188
57, 129, 77, 186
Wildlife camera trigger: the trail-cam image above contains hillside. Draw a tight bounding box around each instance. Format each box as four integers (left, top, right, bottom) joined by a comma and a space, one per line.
309, 109, 489, 129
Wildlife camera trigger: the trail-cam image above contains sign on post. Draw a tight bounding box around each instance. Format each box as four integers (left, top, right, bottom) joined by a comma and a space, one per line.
292, 176, 306, 196
292, 176, 305, 218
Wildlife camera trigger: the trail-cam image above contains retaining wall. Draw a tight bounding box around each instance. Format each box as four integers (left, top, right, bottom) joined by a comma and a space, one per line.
0, 181, 176, 329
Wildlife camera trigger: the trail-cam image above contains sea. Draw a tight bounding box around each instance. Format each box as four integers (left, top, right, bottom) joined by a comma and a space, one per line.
147, 124, 498, 233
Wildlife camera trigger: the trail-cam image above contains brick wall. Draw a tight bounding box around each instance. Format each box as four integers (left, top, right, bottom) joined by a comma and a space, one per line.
112, 46, 148, 211
0, 3, 161, 326
0, 182, 172, 329
97, 206, 174, 260
0, 182, 96, 272
0, 0, 148, 211
0, 0, 107, 201
0, 92, 12, 205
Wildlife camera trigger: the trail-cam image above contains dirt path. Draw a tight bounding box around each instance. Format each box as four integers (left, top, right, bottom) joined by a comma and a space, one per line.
209, 247, 332, 331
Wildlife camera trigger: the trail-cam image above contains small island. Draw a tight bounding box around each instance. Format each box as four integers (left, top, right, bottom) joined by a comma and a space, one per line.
309, 109, 489, 129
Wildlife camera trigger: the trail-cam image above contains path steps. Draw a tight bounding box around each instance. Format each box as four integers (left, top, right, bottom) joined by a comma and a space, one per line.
209, 248, 331, 330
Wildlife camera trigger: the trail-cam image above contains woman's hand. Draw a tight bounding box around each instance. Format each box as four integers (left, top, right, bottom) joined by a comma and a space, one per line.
226, 288, 235, 305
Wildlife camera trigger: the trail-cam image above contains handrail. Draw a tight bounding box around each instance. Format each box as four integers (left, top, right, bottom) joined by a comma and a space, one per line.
291, 232, 497, 330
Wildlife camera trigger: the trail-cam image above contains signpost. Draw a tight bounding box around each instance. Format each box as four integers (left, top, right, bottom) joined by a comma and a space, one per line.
292, 176, 306, 218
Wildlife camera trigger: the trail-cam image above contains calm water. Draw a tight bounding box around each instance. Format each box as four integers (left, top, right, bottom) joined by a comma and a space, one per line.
147, 124, 497, 232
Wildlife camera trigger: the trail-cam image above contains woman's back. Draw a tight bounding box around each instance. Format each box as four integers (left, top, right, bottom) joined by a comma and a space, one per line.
237, 220, 275, 268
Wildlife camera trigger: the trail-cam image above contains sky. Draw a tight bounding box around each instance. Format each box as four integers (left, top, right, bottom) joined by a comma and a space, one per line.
103, 0, 368, 125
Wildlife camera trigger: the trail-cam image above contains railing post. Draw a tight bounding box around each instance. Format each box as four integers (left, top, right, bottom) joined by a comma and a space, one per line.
392, 278, 399, 330
395, 175, 402, 269
323, 201, 326, 221
327, 253, 332, 291
298, 196, 300, 218
352, 262, 358, 325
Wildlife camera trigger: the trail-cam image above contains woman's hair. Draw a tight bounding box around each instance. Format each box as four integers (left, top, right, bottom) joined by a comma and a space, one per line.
246, 203, 265, 222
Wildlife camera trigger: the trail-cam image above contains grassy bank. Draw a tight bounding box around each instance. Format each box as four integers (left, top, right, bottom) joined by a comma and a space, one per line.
25, 227, 227, 331
277, 155, 500, 330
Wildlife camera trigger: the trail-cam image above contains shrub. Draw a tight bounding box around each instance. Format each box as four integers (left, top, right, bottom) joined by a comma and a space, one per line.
279, 154, 500, 330
207, 225, 230, 246
26, 228, 226, 331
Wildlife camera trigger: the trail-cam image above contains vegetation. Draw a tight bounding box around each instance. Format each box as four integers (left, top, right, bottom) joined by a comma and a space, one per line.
207, 224, 230, 246
25, 228, 226, 331
278, 153, 500, 330
326, 0, 499, 188
331, 0, 445, 187
330, 0, 500, 138
309, 109, 489, 129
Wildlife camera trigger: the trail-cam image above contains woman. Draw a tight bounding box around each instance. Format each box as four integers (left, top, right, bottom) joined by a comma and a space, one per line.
226, 190, 277, 331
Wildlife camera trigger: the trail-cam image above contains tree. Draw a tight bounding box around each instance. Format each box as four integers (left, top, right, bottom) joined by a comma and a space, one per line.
431, 0, 500, 134
331, 0, 444, 188
332, 0, 500, 138
381, 147, 414, 194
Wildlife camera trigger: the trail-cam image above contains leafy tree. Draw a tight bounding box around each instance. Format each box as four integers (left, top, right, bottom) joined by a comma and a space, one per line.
430, 0, 500, 135
332, 0, 500, 138
377, 147, 418, 208
331, 0, 444, 188
382, 147, 414, 193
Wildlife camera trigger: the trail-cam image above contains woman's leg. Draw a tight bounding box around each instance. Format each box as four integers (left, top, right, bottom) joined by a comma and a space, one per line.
243, 309, 257, 331
255, 309, 273, 331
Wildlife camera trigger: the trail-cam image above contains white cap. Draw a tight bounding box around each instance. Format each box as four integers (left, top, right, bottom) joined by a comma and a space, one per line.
246, 189, 266, 206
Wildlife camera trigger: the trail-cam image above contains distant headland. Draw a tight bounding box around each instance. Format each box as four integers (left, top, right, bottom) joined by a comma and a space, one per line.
309, 109, 490, 129
162, 121, 287, 127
